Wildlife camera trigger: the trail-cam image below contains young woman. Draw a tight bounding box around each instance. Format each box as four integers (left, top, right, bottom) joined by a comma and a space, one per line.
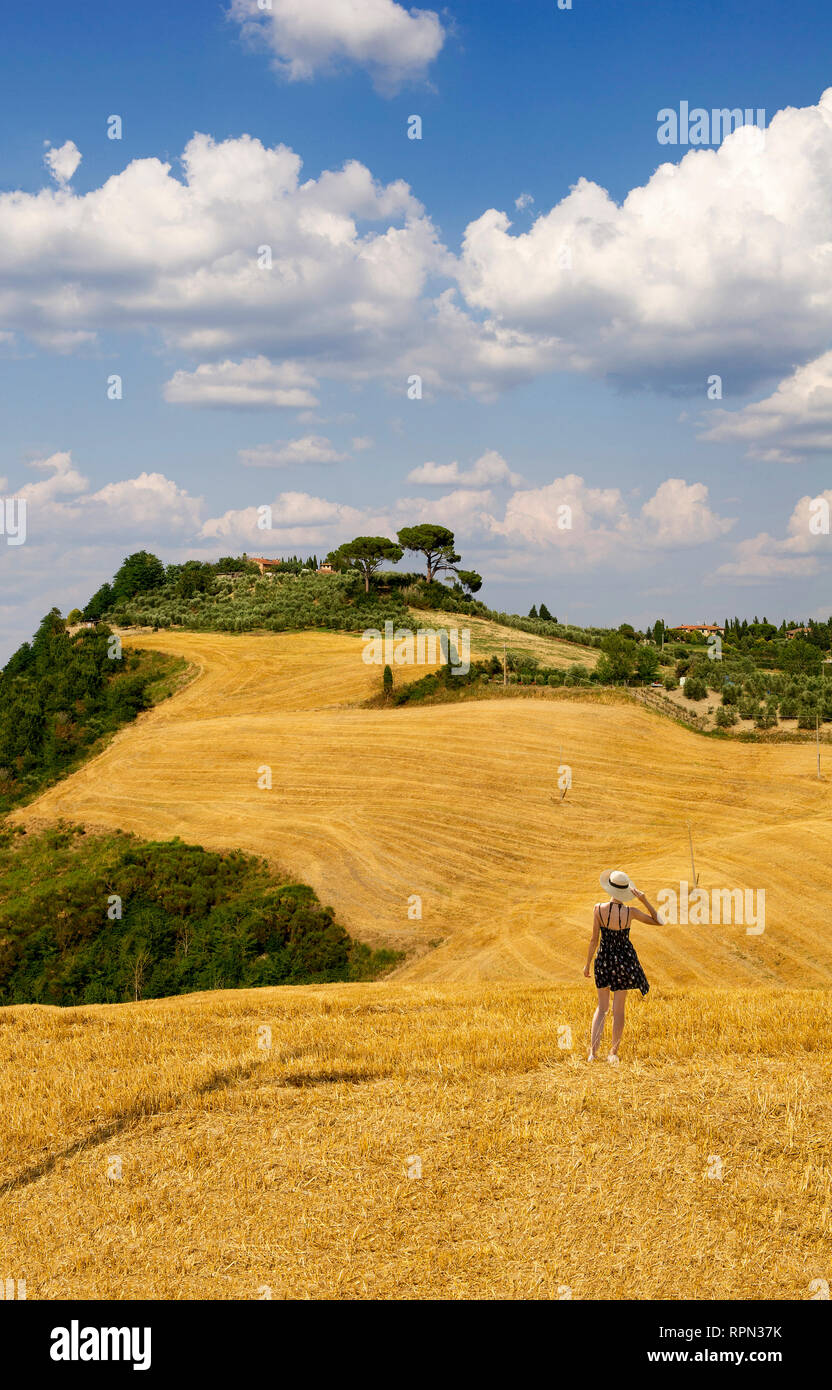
583, 869, 661, 1063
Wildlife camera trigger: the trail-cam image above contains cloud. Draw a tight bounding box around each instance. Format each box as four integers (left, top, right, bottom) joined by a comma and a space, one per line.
713, 490, 832, 580
163, 357, 320, 409
82, 473, 204, 534
699, 350, 832, 461
483, 474, 734, 564
407, 449, 523, 487
712, 533, 820, 581
0, 133, 447, 384
44, 140, 81, 186
16, 451, 87, 505
11, 453, 203, 540
486, 474, 625, 549
638, 478, 735, 546
238, 435, 348, 466
229, 0, 445, 92
456, 89, 832, 392
514, 193, 534, 212
201, 490, 377, 546
8, 93, 832, 400
394, 488, 495, 530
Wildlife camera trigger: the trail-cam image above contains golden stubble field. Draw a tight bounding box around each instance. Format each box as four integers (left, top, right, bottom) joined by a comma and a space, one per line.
4, 623, 832, 1301
1, 983, 829, 1300
11, 625, 832, 985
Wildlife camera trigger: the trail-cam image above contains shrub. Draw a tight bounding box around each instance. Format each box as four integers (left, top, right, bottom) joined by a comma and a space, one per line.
716, 707, 736, 728
0, 829, 401, 1005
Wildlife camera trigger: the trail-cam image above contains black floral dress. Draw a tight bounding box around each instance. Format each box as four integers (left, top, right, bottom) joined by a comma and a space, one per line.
593, 901, 649, 996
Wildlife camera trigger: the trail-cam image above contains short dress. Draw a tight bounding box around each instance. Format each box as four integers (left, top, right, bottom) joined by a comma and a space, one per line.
593, 901, 650, 996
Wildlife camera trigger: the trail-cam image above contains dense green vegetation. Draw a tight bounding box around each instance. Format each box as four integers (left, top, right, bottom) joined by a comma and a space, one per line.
84, 534, 485, 635
0, 610, 189, 813
383, 634, 832, 733
0, 825, 400, 1005
671, 646, 832, 727
387, 652, 597, 706
108, 564, 416, 631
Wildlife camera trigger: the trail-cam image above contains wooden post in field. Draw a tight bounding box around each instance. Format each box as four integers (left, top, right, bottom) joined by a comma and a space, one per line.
687, 821, 699, 887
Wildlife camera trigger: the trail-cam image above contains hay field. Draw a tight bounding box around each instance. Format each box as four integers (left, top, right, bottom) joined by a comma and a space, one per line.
11, 625, 832, 985
411, 609, 600, 669
1, 982, 829, 1300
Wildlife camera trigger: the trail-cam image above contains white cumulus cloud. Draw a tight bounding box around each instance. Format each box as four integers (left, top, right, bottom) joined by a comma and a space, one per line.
457, 89, 832, 392
407, 450, 523, 488
229, 0, 445, 92
44, 140, 81, 186
713, 490, 832, 580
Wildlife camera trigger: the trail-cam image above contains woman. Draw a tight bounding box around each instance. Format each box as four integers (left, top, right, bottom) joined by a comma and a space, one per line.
583, 869, 661, 1063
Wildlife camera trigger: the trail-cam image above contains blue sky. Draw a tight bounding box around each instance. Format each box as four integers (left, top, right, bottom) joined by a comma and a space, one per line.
2, 0, 832, 659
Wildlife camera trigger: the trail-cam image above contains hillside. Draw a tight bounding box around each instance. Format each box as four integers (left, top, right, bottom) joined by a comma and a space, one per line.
410, 608, 599, 670
1, 981, 828, 1299
12, 624, 832, 987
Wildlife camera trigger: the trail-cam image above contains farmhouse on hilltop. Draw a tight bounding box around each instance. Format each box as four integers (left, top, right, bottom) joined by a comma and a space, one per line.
671, 623, 725, 638
248, 556, 281, 575
246, 555, 335, 576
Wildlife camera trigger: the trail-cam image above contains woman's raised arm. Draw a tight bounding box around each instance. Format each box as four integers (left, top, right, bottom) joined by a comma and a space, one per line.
630, 887, 662, 924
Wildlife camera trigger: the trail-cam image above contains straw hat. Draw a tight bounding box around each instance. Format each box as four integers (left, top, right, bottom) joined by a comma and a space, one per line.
599, 869, 637, 903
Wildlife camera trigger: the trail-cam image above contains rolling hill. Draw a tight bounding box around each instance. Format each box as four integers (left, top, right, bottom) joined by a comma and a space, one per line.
11, 622, 832, 986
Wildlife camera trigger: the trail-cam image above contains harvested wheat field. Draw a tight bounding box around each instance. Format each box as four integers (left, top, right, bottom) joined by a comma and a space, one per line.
411, 608, 600, 669
11, 624, 832, 985
1, 982, 829, 1300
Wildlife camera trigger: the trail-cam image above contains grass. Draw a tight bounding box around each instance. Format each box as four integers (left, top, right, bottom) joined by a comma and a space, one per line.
0, 982, 828, 1299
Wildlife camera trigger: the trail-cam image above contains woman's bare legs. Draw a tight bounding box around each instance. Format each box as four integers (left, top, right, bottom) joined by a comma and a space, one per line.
588, 987, 610, 1060
609, 990, 627, 1059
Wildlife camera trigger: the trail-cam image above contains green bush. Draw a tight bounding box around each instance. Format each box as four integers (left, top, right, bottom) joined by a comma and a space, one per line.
0, 827, 400, 1005
716, 706, 737, 728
